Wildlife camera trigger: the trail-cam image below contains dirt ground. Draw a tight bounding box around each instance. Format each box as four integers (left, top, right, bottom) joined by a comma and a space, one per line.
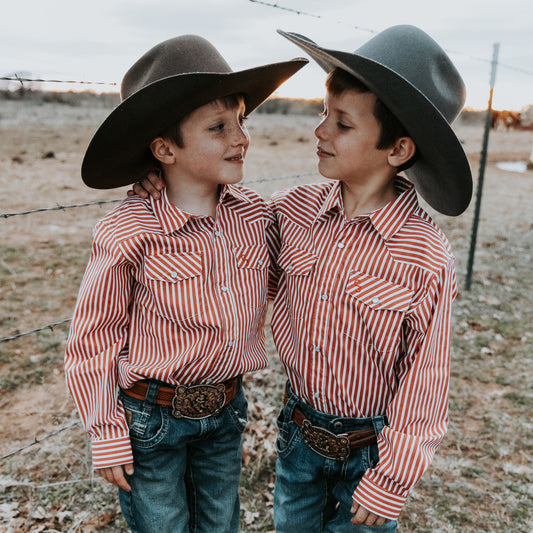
0, 97, 532, 532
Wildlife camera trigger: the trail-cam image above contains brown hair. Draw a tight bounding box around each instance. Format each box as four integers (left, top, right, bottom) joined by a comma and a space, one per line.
325, 68, 418, 171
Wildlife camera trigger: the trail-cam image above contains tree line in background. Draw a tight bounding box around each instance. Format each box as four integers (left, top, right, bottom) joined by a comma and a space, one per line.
1, 88, 532, 127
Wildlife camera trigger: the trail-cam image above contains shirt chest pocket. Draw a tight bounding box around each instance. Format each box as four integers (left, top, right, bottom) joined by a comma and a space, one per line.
233, 245, 269, 309
143, 252, 204, 321
344, 271, 414, 353
276, 244, 318, 318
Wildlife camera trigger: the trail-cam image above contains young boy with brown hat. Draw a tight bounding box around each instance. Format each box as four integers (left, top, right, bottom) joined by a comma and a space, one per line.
269, 25, 472, 531
130, 25, 472, 532
64, 35, 306, 533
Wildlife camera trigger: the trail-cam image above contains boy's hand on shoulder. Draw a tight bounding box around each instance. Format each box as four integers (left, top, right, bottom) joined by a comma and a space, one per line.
350, 501, 390, 527
126, 171, 165, 200
97, 463, 134, 491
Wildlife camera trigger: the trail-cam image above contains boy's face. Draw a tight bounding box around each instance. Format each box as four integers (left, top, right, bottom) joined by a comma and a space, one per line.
315, 89, 392, 186
169, 98, 249, 188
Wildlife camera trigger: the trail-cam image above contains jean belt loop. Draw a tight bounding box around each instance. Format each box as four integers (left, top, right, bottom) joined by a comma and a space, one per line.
372, 415, 387, 437
283, 381, 298, 419
144, 380, 161, 407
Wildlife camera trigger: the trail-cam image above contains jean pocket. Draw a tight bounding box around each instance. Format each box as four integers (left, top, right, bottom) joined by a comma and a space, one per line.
120, 392, 169, 449
225, 389, 248, 434
275, 407, 300, 458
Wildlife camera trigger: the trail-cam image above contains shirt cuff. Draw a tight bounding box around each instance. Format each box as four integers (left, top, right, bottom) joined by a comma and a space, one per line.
91, 436, 133, 469
352, 476, 408, 521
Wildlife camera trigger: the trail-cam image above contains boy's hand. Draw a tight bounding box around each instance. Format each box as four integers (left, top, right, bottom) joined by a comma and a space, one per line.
127, 171, 165, 200
350, 502, 390, 527
97, 463, 134, 491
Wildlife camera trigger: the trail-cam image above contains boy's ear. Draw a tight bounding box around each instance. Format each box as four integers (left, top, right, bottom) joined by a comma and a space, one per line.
388, 137, 416, 168
150, 137, 176, 164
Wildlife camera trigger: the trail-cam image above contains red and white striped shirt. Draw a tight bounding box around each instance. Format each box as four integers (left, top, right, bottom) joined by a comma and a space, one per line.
269, 177, 457, 520
65, 185, 275, 468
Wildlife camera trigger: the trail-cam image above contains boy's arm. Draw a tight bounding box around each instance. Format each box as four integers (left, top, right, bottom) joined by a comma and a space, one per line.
265, 199, 281, 301
65, 221, 135, 471
352, 258, 457, 520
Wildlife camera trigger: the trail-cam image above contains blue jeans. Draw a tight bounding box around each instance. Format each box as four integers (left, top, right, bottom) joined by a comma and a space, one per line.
274, 385, 397, 533
117, 379, 247, 533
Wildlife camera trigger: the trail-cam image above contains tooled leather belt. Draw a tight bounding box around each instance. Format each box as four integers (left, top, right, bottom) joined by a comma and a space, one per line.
285, 390, 378, 461
122, 377, 239, 420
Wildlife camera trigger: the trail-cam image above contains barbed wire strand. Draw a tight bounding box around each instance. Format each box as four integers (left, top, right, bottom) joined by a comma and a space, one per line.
248, 0, 377, 34
1, 199, 121, 219
0, 76, 117, 86
0, 318, 72, 344
0, 421, 81, 462
3, 477, 94, 489
248, 0, 533, 77
0, 172, 319, 219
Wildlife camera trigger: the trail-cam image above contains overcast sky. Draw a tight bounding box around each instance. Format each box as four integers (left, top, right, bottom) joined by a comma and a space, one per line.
1, 0, 532, 110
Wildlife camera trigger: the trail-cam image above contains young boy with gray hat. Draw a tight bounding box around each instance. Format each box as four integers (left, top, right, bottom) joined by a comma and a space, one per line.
269, 25, 472, 531
130, 24, 472, 532
64, 35, 306, 533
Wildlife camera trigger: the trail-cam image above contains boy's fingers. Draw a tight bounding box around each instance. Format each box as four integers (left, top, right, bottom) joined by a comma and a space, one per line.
97, 465, 133, 492
350, 503, 389, 526
145, 171, 164, 190
132, 181, 150, 199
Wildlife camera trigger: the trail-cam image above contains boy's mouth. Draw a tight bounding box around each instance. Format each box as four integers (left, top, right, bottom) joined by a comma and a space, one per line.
317, 146, 334, 158
225, 153, 245, 162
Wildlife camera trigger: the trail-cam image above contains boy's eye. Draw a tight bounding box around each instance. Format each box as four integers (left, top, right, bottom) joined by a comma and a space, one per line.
337, 122, 352, 131
239, 115, 248, 126
209, 123, 225, 132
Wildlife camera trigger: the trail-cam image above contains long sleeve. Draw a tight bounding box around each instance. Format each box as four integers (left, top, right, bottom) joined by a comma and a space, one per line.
266, 200, 281, 301
65, 222, 134, 469
353, 258, 457, 519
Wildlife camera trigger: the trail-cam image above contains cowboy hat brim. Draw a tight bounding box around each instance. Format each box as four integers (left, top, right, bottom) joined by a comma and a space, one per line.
82, 58, 308, 189
278, 30, 472, 216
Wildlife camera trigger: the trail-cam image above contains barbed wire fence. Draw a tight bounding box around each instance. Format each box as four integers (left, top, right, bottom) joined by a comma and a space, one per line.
1, 0, 532, 490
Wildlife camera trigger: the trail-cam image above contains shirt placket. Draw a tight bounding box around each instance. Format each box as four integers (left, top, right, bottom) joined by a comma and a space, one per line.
310, 216, 364, 412
211, 212, 237, 361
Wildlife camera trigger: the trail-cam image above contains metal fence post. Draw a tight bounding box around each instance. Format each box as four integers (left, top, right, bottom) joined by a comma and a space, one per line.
465, 43, 500, 290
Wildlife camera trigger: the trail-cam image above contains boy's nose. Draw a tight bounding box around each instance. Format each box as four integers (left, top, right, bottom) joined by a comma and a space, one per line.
233, 124, 250, 146
315, 119, 327, 140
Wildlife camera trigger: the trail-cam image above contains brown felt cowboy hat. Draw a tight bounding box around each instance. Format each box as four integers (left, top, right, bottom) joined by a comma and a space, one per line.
82, 35, 308, 189
278, 25, 472, 216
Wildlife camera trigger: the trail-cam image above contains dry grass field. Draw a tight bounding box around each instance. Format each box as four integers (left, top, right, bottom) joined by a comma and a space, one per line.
0, 95, 532, 532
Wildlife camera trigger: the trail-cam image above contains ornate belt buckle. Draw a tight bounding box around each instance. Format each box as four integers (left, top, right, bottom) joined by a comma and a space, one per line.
172, 384, 226, 419
301, 420, 350, 461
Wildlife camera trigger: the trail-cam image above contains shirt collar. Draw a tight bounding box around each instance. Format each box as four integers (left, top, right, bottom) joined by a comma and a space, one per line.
316, 181, 344, 220
367, 177, 419, 241
151, 184, 252, 235
150, 187, 191, 235
315, 177, 419, 241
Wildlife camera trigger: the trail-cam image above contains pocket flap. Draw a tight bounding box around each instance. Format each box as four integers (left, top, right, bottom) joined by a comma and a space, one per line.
346, 271, 413, 312
234, 245, 269, 270
145, 252, 202, 282
277, 244, 317, 276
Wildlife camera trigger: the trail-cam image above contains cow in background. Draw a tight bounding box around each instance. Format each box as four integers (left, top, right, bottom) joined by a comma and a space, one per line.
491, 109, 522, 130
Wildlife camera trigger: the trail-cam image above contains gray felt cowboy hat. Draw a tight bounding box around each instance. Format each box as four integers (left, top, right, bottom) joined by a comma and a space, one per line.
82, 35, 308, 189
278, 25, 472, 216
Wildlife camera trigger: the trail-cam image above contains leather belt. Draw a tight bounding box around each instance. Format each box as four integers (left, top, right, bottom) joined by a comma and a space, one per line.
123, 377, 239, 420
291, 405, 378, 461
